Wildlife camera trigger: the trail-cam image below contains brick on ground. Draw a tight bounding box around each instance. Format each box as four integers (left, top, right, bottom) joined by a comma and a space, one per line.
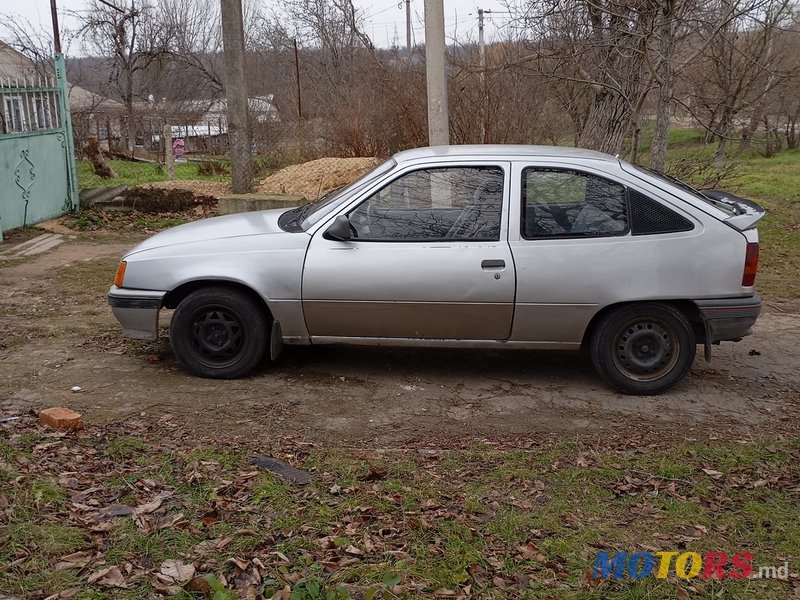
39, 407, 84, 430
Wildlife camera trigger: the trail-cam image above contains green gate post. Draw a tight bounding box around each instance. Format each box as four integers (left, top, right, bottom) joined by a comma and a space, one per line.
54, 52, 79, 211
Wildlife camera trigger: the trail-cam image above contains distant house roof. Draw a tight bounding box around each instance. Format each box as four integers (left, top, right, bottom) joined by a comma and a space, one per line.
201, 95, 279, 124
0, 40, 39, 80
165, 95, 279, 137
68, 83, 124, 113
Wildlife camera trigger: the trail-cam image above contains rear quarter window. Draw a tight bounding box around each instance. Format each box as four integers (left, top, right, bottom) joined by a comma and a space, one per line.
628, 189, 694, 235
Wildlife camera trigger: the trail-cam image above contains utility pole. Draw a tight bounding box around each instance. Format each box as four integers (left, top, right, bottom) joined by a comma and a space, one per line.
50, 0, 79, 210
220, 0, 253, 193
424, 0, 449, 146
405, 0, 412, 50
478, 8, 490, 143
293, 39, 302, 119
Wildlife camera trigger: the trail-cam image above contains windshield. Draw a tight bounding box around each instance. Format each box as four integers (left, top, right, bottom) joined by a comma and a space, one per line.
279, 158, 397, 232
629, 164, 737, 217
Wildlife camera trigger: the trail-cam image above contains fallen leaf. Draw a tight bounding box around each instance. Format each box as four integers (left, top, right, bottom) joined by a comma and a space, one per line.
87, 566, 127, 588
516, 542, 539, 560
199, 508, 220, 525
54, 550, 94, 570
185, 576, 213, 594
151, 573, 182, 595
134, 491, 173, 515
701, 468, 724, 480
100, 504, 134, 517
359, 466, 388, 482
160, 559, 196, 582
316, 536, 337, 550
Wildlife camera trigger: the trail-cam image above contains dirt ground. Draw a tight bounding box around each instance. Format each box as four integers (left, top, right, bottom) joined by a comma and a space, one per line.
1, 235, 799, 446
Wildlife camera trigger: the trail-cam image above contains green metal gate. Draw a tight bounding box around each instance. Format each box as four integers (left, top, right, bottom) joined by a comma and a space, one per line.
1, 57, 78, 243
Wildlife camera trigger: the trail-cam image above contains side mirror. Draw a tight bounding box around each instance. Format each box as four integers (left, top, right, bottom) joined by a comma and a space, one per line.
324, 214, 352, 241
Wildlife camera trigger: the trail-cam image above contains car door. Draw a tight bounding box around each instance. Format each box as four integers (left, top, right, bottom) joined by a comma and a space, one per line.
302, 162, 515, 340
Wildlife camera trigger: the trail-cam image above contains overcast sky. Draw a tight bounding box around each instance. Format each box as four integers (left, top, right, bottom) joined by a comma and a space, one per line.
1, 0, 514, 52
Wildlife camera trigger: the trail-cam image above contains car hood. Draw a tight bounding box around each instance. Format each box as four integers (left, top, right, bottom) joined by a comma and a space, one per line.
125, 209, 291, 256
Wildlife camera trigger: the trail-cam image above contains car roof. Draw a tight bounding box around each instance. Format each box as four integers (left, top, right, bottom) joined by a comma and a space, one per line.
393, 144, 618, 164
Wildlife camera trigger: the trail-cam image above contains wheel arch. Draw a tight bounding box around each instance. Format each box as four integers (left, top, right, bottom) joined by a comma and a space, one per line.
581, 299, 704, 349
163, 279, 274, 324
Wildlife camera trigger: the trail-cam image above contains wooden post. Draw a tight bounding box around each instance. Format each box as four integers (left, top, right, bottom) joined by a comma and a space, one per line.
164, 123, 174, 181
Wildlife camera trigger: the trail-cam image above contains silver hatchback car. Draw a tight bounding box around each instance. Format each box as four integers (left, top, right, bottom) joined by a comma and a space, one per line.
109, 146, 764, 395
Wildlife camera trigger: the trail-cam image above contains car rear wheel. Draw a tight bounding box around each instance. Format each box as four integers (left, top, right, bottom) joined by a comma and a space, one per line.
590, 303, 696, 395
170, 287, 268, 379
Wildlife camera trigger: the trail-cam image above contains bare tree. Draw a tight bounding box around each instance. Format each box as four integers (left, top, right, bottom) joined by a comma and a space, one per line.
681, 0, 795, 166
509, 0, 661, 155
160, 0, 225, 95
78, 0, 171, 152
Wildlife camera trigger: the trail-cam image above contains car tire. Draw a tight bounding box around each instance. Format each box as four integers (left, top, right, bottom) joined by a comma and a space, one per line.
590, 303, 696, 395
170, 287, 268, 379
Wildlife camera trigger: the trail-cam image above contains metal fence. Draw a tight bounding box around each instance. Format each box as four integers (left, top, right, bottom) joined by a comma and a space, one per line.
0, 68, 77, 242
1, 75, 62, 135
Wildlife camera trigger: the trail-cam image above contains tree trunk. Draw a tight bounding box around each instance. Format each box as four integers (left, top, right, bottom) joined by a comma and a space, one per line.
739, 112, 759, 152
577, 89, 630, 155
85, 137, 116, 179
630, 120, 642, 164
628, 79, 653, 165
714, 110, 733, 168
787, 115, 798, 149
650, 9, 676, 173
651, 51, 675, 171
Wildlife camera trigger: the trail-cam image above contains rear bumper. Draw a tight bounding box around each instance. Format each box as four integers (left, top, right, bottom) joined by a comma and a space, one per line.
108, 285, 166, 340
695, 294, 762, 343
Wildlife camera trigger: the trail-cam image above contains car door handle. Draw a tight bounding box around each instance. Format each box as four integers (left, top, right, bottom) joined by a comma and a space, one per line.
481, 259, 505, 270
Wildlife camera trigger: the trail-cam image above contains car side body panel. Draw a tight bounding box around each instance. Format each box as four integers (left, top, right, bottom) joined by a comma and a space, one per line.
504, 160, 749, 344
119, 210, 311, 339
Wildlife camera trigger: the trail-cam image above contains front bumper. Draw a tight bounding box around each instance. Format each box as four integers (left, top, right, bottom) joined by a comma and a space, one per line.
108, 285, 166, 340
695, 294, 762, 344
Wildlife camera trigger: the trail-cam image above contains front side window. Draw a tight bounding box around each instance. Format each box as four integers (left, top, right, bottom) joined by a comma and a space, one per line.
349, 166, 504, 241
522, 168, 628, 238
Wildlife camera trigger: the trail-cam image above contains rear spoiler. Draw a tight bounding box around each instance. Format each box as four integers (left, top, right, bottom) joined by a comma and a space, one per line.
700, 190, 766, 231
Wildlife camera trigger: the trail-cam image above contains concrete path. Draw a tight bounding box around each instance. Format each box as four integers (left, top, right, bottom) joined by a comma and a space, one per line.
0, 233, 64, 259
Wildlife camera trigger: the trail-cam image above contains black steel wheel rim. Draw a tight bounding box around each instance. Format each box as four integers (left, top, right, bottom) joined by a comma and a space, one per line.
187, 305, 246, 367
612, 318, 680, 382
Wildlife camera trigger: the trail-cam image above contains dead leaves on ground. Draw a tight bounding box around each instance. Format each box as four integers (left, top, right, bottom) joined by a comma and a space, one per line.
1, 418, 799, 598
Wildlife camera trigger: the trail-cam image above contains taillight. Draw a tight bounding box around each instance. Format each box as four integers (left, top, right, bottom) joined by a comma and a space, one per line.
742, 243, 758, 287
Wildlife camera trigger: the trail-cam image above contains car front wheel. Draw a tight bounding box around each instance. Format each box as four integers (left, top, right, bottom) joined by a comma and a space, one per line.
170, 287, 268, 379
590, 303, 696, 395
